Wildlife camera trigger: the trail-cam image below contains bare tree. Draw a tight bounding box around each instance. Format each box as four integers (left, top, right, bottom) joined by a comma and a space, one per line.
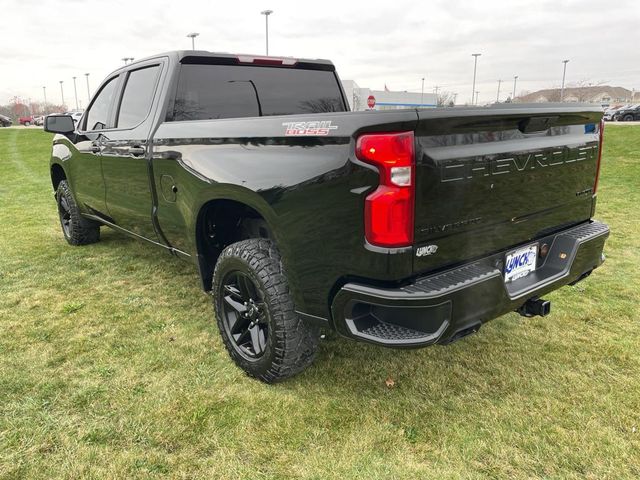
566, 79, 607, 102
436, 91, 456, 107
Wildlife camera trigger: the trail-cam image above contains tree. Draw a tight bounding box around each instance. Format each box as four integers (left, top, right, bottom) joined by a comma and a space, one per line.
436, 91, 456, 107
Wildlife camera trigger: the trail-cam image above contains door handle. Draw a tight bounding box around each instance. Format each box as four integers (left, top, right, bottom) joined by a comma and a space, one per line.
127, 145, 146, 156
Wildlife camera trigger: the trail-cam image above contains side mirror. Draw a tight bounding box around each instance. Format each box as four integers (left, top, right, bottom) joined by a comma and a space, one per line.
44, 114, 75, 134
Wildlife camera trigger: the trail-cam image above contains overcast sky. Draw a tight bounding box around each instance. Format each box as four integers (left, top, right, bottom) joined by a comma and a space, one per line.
2, 0, 639, 107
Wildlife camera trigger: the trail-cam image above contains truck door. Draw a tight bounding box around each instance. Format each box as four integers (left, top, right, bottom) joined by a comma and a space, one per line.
68, 74, 121, 216
99, 61, 165, 241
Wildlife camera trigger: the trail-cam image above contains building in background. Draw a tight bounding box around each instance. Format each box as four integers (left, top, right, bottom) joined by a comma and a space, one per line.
342, 80, 438, 111
515, 86, 636, 106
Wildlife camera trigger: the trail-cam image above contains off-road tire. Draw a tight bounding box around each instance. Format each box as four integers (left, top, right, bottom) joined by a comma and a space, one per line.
212, 239, 319, 383
56, 180, 100, 245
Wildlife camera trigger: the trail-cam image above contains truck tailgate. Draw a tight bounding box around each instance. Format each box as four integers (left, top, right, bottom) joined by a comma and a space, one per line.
412, 105, 603, 275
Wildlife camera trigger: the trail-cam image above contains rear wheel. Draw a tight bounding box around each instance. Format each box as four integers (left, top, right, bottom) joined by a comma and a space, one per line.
623, 114, 634, 122
24, 121, 30, 126
56, 180, 100, 245
212, 239, 319, 383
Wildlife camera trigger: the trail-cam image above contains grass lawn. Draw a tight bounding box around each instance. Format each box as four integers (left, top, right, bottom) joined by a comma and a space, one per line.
0, 126, 639, 479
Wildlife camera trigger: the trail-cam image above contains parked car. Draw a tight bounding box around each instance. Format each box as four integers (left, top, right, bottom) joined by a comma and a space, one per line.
64, 111, 84, 126
19, 115, 34, 126
612, 104, 640, 121
603, 105, 624, 121
44, 50, 609, 382
0, 114, 12, 127
33, 116, 44, 126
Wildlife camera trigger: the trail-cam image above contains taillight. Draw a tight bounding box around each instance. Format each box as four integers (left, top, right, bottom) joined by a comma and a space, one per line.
355, 131, 415, 247
594, 119, 604, 194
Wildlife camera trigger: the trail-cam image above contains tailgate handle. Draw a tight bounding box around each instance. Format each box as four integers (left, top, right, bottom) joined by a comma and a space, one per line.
518, 116, 559, 134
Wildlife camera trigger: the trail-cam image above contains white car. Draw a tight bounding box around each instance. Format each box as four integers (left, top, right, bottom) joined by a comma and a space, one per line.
64, 111, 84, 126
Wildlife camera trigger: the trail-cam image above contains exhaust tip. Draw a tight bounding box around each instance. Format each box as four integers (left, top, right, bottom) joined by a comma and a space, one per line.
517, 298, 551, 318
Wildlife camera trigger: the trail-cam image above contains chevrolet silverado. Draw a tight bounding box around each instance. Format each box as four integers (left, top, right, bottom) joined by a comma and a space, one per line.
44, 50, 609, 382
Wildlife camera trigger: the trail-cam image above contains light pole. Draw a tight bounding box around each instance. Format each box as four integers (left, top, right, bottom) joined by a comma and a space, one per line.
453, 93, 458, 105
512, 75, 518, 101
471, 53, 481, 105
475, 91, 479, 105
72, 76, 79, 110
261, 10, 273, 55
59, 81, 65, 108
122, 57, 129, 65
421, 77, 425, 104
42, 86, 47, 114
560, 59, 569, 101
496, 79, 502, 103
187, 32, 199, 50
85, 73, 91, 103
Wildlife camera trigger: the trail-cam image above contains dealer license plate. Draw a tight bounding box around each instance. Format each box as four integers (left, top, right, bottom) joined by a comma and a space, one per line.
504, 244, 538, 283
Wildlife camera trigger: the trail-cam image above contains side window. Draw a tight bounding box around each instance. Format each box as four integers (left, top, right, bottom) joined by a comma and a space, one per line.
116, 65, 160, 129
85, 76, 118, 131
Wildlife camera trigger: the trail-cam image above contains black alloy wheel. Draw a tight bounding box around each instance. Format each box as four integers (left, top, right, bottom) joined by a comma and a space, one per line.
219, 270, 269, 360
55, 180, 100, 245
212, 239, 319, 383
58, 192, 73, 238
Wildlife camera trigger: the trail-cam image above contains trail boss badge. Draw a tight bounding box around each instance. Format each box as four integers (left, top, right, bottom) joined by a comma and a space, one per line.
282, 121, 338, 136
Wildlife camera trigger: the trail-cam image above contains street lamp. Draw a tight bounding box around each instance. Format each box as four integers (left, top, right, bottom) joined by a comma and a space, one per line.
560, 59, 569, 102
187, 32, 199, 50
85, 73, 91, 104
421, 77, 425, 104
475, 91, 480, 105
59, 81, 65, 107
42, 86, 47, 114
512, 75, 518, 101
261, 10, 273, 55
496, 79, 502, 103
471, 53, 481, 105
72, 76, 79, 110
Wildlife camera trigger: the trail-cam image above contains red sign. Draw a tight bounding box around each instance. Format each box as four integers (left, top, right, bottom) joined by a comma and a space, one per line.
367, 95, 376, 109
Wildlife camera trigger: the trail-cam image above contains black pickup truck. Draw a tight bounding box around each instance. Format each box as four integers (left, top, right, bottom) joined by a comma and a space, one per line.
45, 50, 609, 382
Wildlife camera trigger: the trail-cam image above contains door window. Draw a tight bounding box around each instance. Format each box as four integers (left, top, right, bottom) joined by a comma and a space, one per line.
84, 76, 118, 131
116, 65, 160, 129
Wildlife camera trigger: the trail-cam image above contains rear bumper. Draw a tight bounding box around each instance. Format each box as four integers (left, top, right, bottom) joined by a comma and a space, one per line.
331, 221, 609, 347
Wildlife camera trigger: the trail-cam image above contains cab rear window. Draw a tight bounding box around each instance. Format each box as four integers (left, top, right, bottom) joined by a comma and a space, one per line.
168, 64, 346, 121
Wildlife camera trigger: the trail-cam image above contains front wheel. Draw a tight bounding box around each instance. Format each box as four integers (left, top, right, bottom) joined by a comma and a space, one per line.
623, 114, 634, 122
56, 180, 100, 245
212, 239, 319, 383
